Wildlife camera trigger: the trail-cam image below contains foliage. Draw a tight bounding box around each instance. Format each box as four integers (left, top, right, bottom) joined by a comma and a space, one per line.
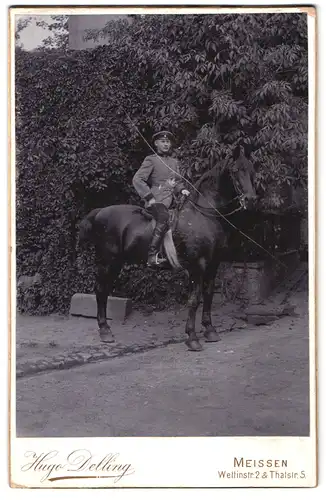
15, 16, 32, 47
16, 13, 308, 314
16, 47, 138, 313
120, 13, 308, 208
14, 15, 69, 51
115, 265, 189, 309
34, 15, 69, 51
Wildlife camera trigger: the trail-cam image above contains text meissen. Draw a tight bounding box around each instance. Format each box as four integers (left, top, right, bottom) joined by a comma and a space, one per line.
234, 457, 288, 468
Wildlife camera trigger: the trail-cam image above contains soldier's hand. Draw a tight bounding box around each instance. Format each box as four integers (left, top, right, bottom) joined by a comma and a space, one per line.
148, 198, 156, 206
181, 189, 190, 196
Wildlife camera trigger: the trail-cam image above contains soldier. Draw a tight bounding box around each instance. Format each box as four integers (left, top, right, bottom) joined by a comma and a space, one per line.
132, 130, 190, 267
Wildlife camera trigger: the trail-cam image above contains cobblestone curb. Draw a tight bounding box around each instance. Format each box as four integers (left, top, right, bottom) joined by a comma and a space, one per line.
16, 337, 183, 379
16, 324, 246, 379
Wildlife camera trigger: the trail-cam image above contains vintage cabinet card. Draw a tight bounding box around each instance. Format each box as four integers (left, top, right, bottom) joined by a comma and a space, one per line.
9, 4, 317, 489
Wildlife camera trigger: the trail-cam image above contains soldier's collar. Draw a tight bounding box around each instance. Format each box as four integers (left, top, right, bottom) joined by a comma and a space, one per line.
156, 152, 172, 158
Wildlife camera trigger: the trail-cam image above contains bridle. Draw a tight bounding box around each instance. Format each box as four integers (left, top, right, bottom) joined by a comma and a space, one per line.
187, 196, 244, 218
228, 166, 252, 211
184, 167, 251, 218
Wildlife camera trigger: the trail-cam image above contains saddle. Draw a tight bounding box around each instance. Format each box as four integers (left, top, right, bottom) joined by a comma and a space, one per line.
133, 195, 187, 231
133, 207, 177, 231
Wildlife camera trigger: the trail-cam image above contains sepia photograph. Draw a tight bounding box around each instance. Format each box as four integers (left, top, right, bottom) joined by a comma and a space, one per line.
10, 5, 316, 488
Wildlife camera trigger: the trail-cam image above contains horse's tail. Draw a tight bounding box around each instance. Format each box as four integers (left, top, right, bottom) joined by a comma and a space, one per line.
163, 229, 181, 270
78, 208, 102, 246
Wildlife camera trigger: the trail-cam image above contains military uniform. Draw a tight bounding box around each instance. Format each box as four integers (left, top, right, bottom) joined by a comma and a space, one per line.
132, 154, 185, 208
132, 130, 189, 267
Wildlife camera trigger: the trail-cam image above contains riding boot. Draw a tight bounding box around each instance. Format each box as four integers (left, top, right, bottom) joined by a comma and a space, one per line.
147, 221, 169, 268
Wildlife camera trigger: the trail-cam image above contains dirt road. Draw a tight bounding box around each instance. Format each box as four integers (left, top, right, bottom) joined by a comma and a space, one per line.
16, 294, 309, 437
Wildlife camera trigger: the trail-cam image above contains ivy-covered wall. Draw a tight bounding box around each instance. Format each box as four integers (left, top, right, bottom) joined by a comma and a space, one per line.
15, 13, 308, 314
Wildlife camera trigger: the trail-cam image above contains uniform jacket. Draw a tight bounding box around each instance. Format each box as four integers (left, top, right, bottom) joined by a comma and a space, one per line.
132, 154, 185, 208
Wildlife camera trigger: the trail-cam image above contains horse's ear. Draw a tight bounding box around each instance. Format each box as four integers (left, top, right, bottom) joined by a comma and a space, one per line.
243, 142, 252, 159
236, 140, 253, 160
232, 144, 240, 161
232, 143, 247, 161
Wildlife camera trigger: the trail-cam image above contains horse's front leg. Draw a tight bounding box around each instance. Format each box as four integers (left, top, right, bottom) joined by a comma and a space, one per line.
95, 259, 121, 343
202, 258, 221, 343
185, 267, 204, 352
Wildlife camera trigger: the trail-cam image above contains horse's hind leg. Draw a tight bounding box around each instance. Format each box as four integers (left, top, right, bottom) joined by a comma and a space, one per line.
185, 264, 204, 352
95, 259, 121, 343
202, 257, 221, 343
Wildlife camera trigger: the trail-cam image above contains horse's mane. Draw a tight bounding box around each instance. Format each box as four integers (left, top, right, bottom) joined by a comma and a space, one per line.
193, 159, 231, 199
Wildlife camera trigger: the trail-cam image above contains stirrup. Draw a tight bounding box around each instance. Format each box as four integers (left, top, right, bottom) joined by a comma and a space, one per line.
147, 253, 167, 268
156, 252, 167, 264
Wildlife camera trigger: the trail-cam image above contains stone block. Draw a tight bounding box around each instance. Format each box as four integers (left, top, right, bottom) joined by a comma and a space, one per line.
17, 273, 42, 290
70, 293, 132, 321
216, 261, 269, 304
216, 252, 300, 304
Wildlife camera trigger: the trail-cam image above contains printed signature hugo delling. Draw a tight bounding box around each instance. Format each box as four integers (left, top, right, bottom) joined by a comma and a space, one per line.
20, 449, 135, 483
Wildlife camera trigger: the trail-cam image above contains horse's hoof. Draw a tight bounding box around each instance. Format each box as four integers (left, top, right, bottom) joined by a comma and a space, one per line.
204, 331, 221, 343
186, 339, 203, 352
100, 334, 115, 344
99, 329, 115, 343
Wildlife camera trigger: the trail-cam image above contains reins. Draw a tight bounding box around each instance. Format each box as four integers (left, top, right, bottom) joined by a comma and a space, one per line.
188, 195, 243, 218
127, 115, 288, 269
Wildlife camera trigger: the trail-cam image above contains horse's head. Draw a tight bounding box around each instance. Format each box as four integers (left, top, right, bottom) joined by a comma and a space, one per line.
229, 145, 257, 210
193, 149, 258, 213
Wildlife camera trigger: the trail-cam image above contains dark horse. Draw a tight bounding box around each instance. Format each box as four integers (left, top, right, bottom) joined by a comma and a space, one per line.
78, 152, 257, 351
